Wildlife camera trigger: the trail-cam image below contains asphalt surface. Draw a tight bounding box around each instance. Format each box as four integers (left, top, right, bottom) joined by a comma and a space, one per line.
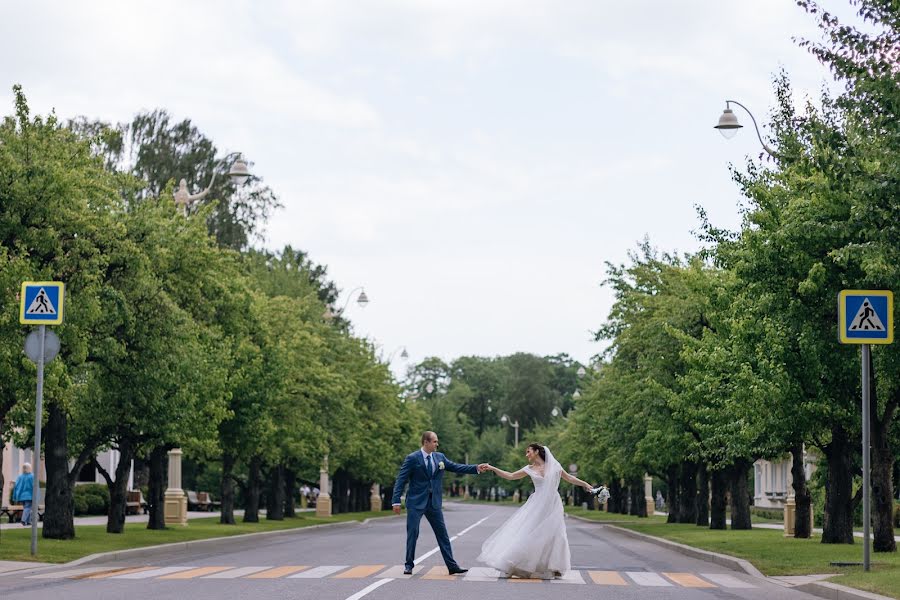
0, 501, 826, 600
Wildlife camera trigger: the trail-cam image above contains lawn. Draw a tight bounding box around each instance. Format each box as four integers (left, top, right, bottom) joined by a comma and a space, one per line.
566, 508, 899, 599
0, 511, 395, 564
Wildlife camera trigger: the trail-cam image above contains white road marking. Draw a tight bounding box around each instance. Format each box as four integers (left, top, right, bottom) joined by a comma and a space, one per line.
377, 565, 424, 578
413, 513, 495, 564
700, 573, 756, 588
290, 565, 348, 578
343, 578, 393, 600
111, 566, 194, 579
626, 571, 673, 586
464, 567, 503, 582
203, 566, 272, 578
551, 570, 586, 584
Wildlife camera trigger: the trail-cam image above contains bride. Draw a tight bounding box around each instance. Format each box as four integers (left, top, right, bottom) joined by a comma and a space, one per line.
478, 443, 596, 579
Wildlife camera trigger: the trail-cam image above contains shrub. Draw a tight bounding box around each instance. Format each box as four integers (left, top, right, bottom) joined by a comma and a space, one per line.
73, 495, 89, 516
74, 483, 110, 515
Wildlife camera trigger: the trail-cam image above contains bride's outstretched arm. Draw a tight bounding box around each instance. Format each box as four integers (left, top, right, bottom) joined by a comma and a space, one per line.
486, 465, 527, 481
560, 470, 593, 490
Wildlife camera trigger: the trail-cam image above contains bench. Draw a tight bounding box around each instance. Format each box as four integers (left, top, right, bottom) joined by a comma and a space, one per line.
197, 492, 220, 511
126, 490, 148, 515
186, 490, 208, 511
0, 504, 45, 523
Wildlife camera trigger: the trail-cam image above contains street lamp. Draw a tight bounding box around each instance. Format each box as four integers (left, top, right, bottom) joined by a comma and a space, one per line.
173, 152, 252, 213
551, 406, 563, 418
425, 382, 435, 394
576, 366, 586, 378
500, 414, 520, 448
572, 389, 581, 400
323, 287, 369, 320
713, 100, 777, 157
386, 346, 409, 362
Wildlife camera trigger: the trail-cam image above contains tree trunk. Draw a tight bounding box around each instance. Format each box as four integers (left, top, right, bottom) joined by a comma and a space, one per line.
267, 464, 285, 521
677, 461, 697, 524
790, 443, 812, 539
220, 452, 236, 525
284, 468, 297, 518
665, 465, 678, 523
869, 359, 897, 552
146, 445, 168, 530
822, 425, 854, 544
243, 455, 261, 523
728, 459, 752, 530
104, 440, 134, 534
696, 462, 709, 526
42, 403, 75, 539
631, 479, 648, 517
709, 468, 727, 530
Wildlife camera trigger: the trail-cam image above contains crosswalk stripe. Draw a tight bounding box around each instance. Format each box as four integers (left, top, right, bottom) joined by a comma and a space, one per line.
700, 573, 756, 588
588, 570, 627, 585
550, 570, 586, 584
246, 566, 308, 578
83, 567, 157, 579
664, 572, 715, 587
626, 572, 673, 586
377, 565, 424, 578
290, 565, 349, 578
113, 567, 195, 579
334, 565, 386, 579
159, 566, 232, 579
203, 566, 272, 579
421, 566, 457, 580
464, 567, 503, 582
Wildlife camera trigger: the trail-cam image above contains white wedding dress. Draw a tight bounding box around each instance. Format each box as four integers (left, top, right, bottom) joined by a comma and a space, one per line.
477, 446, 571, 578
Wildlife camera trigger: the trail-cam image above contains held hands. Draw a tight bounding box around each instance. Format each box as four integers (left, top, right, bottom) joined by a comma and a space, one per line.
476, 463, 492, 474
393, 505, 402, 515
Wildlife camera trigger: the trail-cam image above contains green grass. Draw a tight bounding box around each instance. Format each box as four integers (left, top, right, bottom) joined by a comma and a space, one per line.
0, 511, 394, 564
564, 506, 668, 524
567, 509, 900, 600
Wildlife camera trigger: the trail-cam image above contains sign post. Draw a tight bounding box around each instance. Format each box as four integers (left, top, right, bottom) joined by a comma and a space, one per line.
838, 290, 893, 572
19, 281, 65, 556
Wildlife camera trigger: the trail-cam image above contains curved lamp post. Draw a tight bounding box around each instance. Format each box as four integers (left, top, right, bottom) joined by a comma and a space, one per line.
386, 346, 409, 362
714, 100, 777, 157
173, 152, 251, 213
323, 287, 369, 320
500, 414, 520, 448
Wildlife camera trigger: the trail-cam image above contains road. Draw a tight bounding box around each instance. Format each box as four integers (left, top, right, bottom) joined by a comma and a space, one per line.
0, 501, 825, 600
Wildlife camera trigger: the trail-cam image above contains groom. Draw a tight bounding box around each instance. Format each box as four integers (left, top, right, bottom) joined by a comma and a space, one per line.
392, 431, 487, 575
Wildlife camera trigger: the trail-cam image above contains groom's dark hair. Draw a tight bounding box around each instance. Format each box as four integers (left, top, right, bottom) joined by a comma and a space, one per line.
422, 431, 436, 444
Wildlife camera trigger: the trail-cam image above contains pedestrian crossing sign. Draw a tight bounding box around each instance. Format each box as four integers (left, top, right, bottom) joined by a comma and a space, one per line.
838, 290, 893, 344
19, 281, 65, 325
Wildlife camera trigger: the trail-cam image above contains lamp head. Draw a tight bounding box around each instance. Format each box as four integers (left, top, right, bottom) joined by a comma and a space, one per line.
500, 414, 508, 424
714, 107, 742, 139
573, 389, 582, 399
551, 407, 560, 417
357, 289, 369, 308
576, 366, 586, 378
228, 156, 251, 186
400, 348, 409, 360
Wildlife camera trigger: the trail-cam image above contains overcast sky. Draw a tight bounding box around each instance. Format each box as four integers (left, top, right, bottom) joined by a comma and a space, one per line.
2, 1, 852, 376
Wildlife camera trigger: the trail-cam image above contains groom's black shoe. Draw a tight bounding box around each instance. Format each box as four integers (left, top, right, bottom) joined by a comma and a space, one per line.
403, 568, 413, 575
448, 567, 468, 575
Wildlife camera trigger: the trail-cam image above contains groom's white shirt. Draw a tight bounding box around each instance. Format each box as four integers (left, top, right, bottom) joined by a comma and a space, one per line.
393, 447, 431, 507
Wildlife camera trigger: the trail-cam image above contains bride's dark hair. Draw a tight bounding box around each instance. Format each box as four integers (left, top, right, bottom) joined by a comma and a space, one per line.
527, 443, 546, 461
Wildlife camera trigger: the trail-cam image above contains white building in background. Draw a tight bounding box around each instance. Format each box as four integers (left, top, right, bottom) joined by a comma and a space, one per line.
2, 441, 133, 505
753, 449, 817, 510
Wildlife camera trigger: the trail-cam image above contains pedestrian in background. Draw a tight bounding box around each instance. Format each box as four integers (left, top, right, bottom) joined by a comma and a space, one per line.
13, 463, 34, 526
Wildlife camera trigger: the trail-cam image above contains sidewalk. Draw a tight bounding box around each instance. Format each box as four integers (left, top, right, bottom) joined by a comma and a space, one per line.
0, 508, 314, 531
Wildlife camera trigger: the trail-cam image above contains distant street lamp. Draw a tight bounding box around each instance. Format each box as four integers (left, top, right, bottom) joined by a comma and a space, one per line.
173, 152, 251, 213
713, 100, 777, 157
386, 346, 409, 362
425, 382, 435, 394
323, 287, 369, 320
572, 389, 581, 400
551, 406, 563, 418
500, 414, 520, 448
576, 366, 586, 378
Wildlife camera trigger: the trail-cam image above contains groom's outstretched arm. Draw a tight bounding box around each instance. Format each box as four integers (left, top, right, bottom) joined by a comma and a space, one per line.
442, 456, 479, 475
392, 454, 413, 508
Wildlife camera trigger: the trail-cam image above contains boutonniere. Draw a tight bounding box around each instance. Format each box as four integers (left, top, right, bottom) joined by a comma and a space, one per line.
438, 461, 445, 470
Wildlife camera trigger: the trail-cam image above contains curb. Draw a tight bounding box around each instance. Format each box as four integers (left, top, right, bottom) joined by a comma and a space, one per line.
567, 515, 894, 600
0, 513, 399, 573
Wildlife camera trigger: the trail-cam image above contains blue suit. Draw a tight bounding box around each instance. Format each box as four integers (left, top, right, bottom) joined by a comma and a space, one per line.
392, 450, 478, 571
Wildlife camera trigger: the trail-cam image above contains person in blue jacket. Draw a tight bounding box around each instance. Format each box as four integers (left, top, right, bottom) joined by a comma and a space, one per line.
392, 431, 488, 575
13, 463, 34, 526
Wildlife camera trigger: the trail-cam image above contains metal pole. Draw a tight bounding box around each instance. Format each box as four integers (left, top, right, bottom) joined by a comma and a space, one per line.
31, 325, 46, 556
514, 423, 519, 448
861, 343, 871, 572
